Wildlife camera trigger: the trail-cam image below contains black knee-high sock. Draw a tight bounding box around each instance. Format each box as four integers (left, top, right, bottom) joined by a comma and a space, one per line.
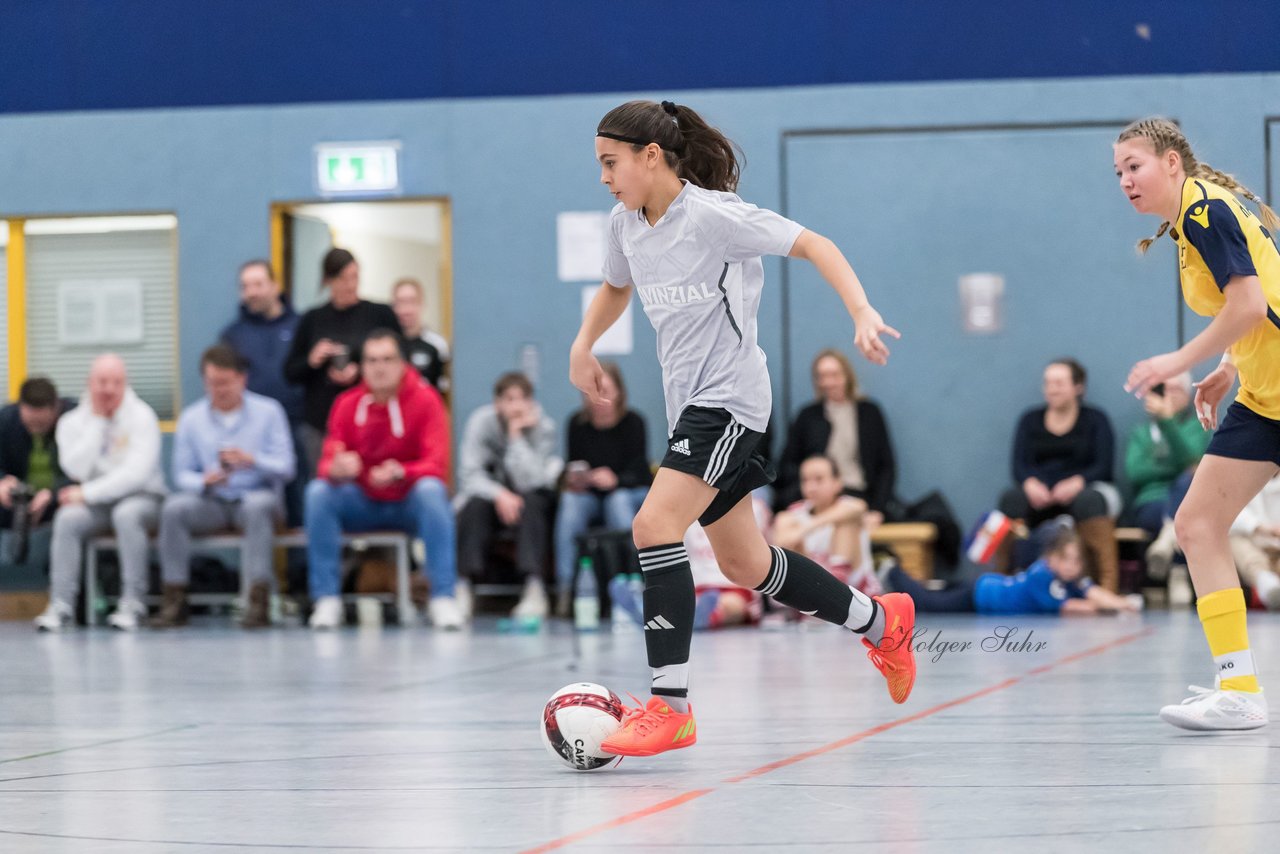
756, 546, 884, 642
638, 543, 695, 712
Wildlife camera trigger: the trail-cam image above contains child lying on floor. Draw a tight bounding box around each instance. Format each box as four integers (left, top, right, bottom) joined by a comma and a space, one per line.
884, 527, 1142, 615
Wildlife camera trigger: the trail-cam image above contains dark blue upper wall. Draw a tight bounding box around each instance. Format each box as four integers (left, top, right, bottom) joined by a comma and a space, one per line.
3, 0, 1277, 114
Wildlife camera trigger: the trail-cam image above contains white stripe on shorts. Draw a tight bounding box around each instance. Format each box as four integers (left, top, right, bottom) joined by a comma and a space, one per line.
703, 420, 745, 486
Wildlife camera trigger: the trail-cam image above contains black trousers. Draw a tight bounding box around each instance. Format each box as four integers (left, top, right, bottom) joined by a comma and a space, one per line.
457, 489, 555, 580
998, 485, 1108, 528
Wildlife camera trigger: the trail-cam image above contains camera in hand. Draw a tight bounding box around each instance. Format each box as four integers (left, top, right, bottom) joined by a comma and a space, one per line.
329, 346, 351, 371
6, 483, 35, 564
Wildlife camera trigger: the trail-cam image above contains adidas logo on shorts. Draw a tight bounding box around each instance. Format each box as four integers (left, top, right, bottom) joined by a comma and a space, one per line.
669, 438, 691, 456
645, 615, 676, 630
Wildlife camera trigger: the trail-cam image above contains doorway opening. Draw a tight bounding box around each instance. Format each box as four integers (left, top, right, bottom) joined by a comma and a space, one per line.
270, 198, 453, 402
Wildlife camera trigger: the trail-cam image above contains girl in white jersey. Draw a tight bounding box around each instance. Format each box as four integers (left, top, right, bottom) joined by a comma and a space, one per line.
570, 100, 918, 758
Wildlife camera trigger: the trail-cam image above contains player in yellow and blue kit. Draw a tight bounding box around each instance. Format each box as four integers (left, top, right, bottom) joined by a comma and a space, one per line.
1116, 117, 1280, 730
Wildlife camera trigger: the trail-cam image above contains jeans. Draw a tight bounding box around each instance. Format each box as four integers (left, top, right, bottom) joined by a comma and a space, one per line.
304, 478, 456, 599
1133, 469, 1196, 534
554, 487, 648, 591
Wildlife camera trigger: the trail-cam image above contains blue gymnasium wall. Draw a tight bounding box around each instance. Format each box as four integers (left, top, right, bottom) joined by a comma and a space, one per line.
3, 0, 1279, 112
3, 72, 1280, 543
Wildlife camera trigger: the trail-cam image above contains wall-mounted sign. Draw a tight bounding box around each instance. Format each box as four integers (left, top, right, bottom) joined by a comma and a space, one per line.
315, 142, 401, 196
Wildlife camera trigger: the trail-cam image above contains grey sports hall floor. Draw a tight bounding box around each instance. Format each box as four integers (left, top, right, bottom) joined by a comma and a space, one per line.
1, 611, 1277, 853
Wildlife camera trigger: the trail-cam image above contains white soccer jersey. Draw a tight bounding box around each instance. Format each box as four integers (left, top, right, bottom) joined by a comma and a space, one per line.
602, 181, 804, 435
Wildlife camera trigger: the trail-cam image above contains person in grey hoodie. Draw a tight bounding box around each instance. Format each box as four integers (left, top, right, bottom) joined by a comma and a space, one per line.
35, 354, 166, 632
155, 345, 296, 630
456, 372, 562, 619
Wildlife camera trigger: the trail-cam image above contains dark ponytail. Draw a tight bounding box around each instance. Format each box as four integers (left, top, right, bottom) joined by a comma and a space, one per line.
597, 100, 742, 193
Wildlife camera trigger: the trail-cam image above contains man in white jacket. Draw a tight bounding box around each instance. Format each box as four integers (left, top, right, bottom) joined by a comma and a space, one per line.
34, 355, 166, 631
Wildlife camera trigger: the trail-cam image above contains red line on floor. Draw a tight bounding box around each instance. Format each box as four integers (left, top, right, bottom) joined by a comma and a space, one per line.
520, 625, 1156, 853
519, 788, 716, 854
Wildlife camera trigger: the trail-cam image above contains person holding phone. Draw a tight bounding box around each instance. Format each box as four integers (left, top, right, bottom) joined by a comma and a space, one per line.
553, 362, 652, 613
283, 248, 401, 474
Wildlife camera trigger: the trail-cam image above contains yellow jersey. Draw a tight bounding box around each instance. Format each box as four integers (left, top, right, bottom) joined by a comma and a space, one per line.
1174, 177, 1280, 419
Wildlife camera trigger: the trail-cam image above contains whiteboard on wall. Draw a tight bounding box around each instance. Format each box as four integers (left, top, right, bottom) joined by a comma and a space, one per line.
58, 280, 145, 345
557, 211, 609, 282
581, 285, 632, 355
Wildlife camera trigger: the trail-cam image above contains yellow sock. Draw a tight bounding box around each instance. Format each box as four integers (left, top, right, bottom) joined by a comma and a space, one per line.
1197, 588, 1261, 693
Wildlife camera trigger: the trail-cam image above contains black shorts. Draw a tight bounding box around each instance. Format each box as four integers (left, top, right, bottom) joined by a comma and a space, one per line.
1205, 401, 1280, 464
660, 406, 775, 526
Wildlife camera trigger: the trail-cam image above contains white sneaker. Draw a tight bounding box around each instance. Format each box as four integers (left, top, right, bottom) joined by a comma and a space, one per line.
511, 578, 549, 620
429, 596, 465, 630
1167, 565, 1194, 608
33, 600, 74, 632
308, 596, 344, 630
1159, 685, 1268, 731
106, 599, 147, 631
1145, 521, 1178, 582
454, 578, 473, 619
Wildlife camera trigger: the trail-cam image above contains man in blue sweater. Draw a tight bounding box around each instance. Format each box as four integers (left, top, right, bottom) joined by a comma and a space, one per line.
156, 345, 295, 628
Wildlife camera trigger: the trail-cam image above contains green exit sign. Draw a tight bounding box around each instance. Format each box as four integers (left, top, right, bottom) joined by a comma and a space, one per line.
315, 142, 401, 195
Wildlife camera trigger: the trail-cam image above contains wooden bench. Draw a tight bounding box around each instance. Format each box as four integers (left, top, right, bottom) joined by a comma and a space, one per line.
1115, 527, 1152, 544
83, 529, 415, 627
871, 522, 938, 581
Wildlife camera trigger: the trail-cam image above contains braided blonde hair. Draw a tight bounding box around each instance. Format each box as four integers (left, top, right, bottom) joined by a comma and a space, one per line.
1116, 117, 1280, 253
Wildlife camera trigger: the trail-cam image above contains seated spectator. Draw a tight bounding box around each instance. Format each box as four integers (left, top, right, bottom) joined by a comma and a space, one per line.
35, 355, 166, 631
304, 330, 459, 630
155, 346, 296, 629
391, 277, 452, 394
772, 455, 878, 597
996, 358, 1121, 590
1122, 372, 1208, 579
457, 372, 561, 619
284, 248, 401, 473
779, 348, 895, 514
1229, 473, 1280, 611
0, 378, 72, 561
554, 362, 651, 612
883, 528, 1141, 615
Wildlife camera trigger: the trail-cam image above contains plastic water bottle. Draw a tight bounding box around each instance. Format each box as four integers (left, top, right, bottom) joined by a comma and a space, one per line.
574, 556, 600, 631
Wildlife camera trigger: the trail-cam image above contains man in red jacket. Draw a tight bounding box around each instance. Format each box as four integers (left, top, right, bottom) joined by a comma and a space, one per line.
304, 329, 461, 630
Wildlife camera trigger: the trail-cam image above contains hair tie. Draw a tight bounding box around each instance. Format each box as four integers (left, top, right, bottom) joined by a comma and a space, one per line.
661, 100, 679, 119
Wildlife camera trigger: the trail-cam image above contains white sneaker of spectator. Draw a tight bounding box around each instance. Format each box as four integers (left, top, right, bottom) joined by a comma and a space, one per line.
106, 599, 148, 631
511, 578, 548, 620
1145, 520, 1178, 582
454, 579, 473, 619
33, 599, 74, 632
1167, 565, 1194, 608
1159, 685, 1268, 731
429, 596, 465, 630
308, 596, 344, 630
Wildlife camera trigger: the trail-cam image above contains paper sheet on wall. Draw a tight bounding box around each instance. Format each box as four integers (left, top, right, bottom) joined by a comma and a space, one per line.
556, 211, 609, 282
581, 285, 632, 355
58, 280, 144, 345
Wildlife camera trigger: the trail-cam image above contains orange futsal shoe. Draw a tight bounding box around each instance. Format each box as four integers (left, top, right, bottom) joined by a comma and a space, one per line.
861, 592, 916, 704
600, 696, 697, 757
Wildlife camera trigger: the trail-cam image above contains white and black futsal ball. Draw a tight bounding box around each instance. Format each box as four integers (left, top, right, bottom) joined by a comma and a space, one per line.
539, 683, 625, 771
